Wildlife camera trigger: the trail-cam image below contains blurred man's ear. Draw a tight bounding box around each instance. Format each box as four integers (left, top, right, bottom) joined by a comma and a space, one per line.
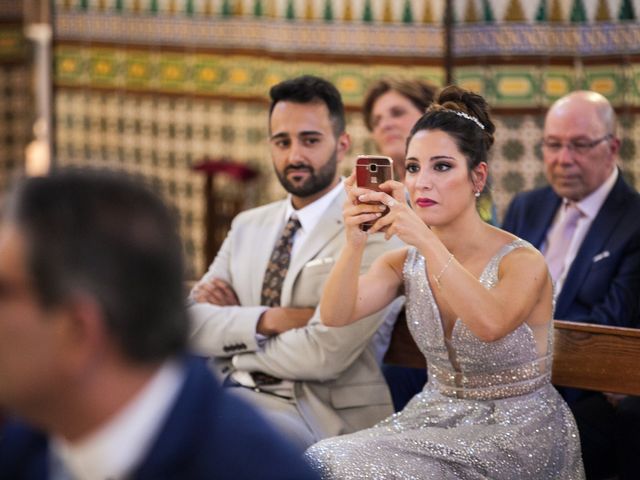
56, 294, 109, 375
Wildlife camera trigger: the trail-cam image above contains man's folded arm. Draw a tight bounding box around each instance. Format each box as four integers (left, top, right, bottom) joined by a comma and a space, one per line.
231, 305, 391, 381
189, 303, 269, 356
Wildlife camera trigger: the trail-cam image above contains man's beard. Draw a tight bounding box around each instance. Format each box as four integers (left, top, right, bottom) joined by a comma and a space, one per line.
275, 150, 338, 198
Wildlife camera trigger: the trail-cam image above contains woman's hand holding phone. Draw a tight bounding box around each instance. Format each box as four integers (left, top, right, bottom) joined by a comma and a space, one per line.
345, 154, 428, 245
342, 172, 386, 247
355, 155, 393, 231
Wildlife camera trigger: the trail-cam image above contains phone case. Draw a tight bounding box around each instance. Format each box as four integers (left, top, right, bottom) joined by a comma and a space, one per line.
355, 155, 394, 231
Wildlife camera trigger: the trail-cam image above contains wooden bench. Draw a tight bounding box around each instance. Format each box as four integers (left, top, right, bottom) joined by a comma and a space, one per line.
384, 316, 640, 395
552, 320, 640, 395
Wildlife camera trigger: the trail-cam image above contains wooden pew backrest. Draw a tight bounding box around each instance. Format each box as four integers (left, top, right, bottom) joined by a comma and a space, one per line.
384, 316, 640, 396
551, 320, 640, 396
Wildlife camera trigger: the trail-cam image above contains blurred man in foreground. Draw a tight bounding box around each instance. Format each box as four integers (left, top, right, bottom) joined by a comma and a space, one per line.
0, 170, 316, 479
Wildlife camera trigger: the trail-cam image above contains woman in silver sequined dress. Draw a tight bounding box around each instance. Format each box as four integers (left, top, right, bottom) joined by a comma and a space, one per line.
305, 86, 584, 479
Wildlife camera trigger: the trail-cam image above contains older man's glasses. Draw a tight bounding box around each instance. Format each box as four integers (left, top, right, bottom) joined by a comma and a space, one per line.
542, 134, 612, 155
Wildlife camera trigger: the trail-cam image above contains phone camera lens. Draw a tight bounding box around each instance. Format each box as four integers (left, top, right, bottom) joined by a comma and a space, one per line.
368, 164, 378, 173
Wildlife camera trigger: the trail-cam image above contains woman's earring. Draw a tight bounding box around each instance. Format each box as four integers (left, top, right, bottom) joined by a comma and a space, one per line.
474, 191, 481, 198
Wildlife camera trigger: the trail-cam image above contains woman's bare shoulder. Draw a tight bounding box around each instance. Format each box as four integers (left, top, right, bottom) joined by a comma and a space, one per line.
499, 239, 548, 279
375, 246, 411, 278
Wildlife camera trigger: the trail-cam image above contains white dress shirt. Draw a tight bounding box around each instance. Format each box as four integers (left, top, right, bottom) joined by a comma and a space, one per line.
284, 179, 344, 258
52, 360, 184, 480
542, 168, 618, 295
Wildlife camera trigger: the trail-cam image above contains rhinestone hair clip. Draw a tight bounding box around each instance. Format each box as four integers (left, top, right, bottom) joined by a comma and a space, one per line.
442, 109, 485, 130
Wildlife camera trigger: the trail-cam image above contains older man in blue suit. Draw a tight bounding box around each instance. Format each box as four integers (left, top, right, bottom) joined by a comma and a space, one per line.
503, 91, 640, 480
0, 171, 316, 480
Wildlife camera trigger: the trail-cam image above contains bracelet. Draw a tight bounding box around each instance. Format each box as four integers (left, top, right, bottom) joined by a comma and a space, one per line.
433, 253, 454, 289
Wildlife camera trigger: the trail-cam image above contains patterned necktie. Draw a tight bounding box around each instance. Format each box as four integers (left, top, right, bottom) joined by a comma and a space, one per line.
545, 203, 583, 282
261, 216, 302, 307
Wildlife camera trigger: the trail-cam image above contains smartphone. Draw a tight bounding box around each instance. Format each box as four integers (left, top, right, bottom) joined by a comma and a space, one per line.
355, 155, 394, 231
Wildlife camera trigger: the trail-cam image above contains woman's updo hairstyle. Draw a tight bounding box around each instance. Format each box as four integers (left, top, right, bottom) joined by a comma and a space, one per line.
407, 85, 495, 171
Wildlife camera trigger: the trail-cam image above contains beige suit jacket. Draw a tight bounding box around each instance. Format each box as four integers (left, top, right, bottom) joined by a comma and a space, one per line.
189, 187, 402, 440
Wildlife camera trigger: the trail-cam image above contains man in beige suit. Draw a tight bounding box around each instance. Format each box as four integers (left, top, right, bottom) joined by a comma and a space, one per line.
189, 75, 401, 451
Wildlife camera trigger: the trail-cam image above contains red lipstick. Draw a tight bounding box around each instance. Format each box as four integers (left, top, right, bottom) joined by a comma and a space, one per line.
415, 197, 437, 207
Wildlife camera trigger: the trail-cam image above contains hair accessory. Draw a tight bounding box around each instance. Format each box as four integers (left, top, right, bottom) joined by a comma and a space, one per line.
433, 253, 454, 290
442, 109, 485, 130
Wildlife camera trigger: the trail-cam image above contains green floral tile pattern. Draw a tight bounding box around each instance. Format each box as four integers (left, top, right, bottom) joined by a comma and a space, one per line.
54, 44, 445, 107
54, 43, 640, 109
502, 139, 526, 163
456, 64, 640, 108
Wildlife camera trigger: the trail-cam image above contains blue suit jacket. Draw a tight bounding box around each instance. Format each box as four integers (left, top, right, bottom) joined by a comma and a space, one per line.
502, 172, 640, 328
0, 356, 317, 480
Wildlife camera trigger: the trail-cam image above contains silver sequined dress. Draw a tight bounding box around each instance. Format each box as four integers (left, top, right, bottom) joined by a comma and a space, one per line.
305, 240, 584, 479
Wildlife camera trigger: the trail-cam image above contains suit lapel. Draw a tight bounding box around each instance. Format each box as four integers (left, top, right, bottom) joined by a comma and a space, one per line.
251, 201, 289, 303
280, 190, 345, 306
556, 175, 630, 317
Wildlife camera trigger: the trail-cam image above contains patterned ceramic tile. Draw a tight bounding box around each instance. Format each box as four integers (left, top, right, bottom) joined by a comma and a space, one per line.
53, 44, 445, 106
0, 23, 29, 61
53, 86, 640, 274
0, 64, 32, 192
0, 0, 23, 19
38, 0, 640, 272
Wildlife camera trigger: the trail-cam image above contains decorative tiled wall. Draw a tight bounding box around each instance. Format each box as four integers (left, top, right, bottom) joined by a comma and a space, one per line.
54, 45, 444, 107
0, 3, 32, 194
54, 89, 640, 275
0, 64, 32, 193
47, 0, 640, 275
0, 0, 23, 19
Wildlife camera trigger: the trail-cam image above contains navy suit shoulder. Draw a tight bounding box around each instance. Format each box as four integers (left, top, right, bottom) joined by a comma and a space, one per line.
0, 357, 318, 480
0, 421, 48, 480
502, 186, 560, 248
136, 356, 317, 480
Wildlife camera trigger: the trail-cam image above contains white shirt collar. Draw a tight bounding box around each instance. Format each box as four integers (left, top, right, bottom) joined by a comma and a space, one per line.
52, 360, 184, 480
284, 179, 343, 233
571, 167, 618, 219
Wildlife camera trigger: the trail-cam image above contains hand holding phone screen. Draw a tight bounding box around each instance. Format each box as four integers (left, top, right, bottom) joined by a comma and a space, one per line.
355, 155, 394, 231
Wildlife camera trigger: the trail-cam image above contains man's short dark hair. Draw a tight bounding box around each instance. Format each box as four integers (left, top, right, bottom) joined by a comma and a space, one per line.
3, 169, 188, 363
268, 75, 346, 137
